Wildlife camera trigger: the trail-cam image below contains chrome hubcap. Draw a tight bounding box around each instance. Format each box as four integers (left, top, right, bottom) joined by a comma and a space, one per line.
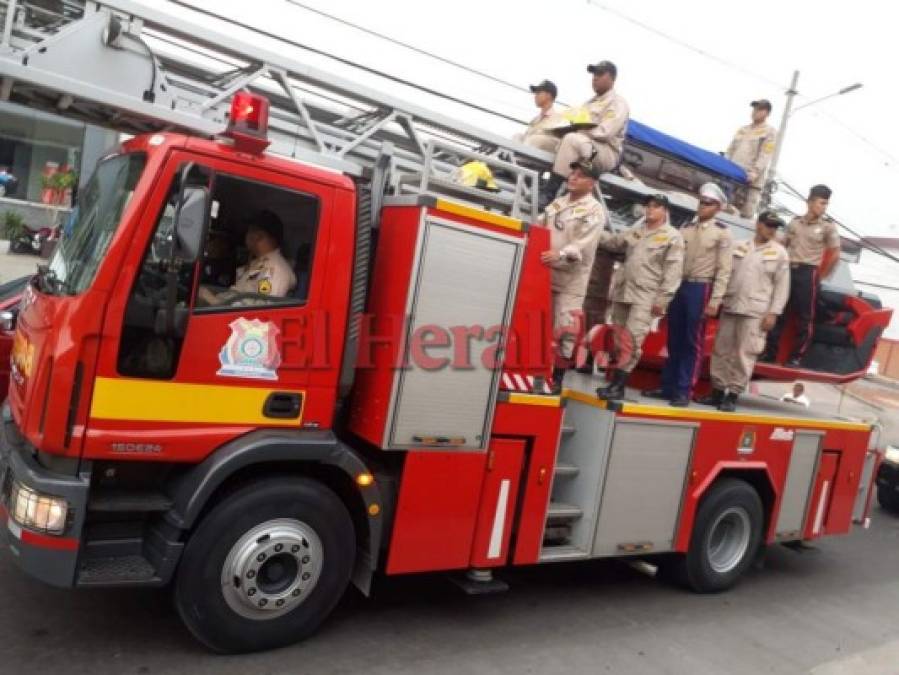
221, 518, 323, 620
707, 506, 751, 574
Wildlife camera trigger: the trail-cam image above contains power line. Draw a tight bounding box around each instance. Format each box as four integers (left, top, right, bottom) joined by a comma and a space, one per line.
171, 1, 529, 126
283, 0, 534, 97
585, 0, 787, 90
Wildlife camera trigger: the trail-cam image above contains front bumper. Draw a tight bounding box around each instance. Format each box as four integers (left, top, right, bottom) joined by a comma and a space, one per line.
0, 402, 90, 587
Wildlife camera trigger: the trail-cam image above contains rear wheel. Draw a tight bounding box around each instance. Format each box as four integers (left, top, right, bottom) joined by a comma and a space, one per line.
174, 476, 355, 653
877, 484, 899, 514
660, 478, 763, 593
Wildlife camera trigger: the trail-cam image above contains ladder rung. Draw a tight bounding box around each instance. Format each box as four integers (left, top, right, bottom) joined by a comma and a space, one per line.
547, 502, 583, 520
554, 463, 580, 478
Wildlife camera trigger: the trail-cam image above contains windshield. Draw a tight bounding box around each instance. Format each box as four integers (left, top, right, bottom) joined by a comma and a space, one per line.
46, 153, 146, 295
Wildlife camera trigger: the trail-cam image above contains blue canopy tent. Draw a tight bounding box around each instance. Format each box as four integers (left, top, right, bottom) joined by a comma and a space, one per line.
626, 120, 748, 184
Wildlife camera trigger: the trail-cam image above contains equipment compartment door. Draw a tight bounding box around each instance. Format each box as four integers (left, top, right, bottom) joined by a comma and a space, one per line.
592, 419, 696, 557
470, 438, 526, 568
388, 217, 523, 450
806, 451, 839, 539
774, 432, 822, 540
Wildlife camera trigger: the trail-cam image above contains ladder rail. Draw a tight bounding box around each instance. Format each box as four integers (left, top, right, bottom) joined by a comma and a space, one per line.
0, 0, 551, 219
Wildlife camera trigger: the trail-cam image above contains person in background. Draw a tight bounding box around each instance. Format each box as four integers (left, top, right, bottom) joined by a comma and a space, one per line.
781, 382, 811, 408
539, 60, 629, 209
596, 193, 684, 400
515, 79, 564, 153
726, 99, 777, 218
760, 184, 840, 367
538, 160, 606, 392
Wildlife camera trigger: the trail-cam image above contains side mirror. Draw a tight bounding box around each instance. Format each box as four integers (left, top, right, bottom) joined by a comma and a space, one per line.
172, 186, 208, 263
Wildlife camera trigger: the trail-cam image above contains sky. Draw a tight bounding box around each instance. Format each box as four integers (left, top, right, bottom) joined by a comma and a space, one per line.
173, 0, 899, 238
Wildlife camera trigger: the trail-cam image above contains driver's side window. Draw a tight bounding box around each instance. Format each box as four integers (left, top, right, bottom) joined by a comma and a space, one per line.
117, 164, 212, 379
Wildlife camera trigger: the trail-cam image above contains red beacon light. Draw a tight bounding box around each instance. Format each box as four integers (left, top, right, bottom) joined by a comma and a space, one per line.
223, 91, 271, 154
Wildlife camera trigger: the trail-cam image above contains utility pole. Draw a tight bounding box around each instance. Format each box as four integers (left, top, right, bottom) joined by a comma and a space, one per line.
762, 70, 800, 210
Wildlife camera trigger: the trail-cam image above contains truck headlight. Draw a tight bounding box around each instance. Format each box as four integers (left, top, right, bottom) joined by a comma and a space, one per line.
884, 446, 899, 465
9, 482, 68, 534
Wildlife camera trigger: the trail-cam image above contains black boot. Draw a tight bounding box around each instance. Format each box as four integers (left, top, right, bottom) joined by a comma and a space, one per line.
696, 388, 725, 407
596, 369, 628, 400
538, 173, 565, 211
718, 391, 739, 412
575, 351, 594, 375
550, 366, 566, 394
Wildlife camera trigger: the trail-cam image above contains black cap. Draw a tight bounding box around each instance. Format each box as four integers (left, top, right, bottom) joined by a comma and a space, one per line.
757, 210, 785, 228
808, 184, 832, 200
529, 79, 558, 98
246, 209, 284, 245
569, 160, 600, 180
644, 193, 669, 209
751, 99, 772, 112
587, 60, 618, 79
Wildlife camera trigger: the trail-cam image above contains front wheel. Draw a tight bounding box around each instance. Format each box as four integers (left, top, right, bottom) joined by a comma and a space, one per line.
661, 478, 763, 593
174, 476, 355, 653
877, 484, 899, 514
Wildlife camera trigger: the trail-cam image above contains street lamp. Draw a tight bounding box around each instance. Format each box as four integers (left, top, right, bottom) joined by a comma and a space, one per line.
762, 73, 863, 208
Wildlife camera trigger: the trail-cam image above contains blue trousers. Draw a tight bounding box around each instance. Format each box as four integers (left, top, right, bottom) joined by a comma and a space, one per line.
661, 281, 711, 398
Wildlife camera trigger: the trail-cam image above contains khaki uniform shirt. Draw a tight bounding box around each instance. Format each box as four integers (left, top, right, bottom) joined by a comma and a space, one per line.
600, 219, 685, 310
783, 215, 841, 266
583, 90, 630, 153
520, 107, 565, 140
722, 239, 789, 317
681, 217, 733, 307
233, 248, 297, 297
726, 123, 776, 186
538, 193, 605, 295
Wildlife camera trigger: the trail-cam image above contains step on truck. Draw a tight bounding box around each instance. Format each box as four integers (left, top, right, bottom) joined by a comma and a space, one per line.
0, 0, 886, 652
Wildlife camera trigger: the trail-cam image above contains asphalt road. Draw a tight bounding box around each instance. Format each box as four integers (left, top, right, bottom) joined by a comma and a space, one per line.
1, 507, 898, 675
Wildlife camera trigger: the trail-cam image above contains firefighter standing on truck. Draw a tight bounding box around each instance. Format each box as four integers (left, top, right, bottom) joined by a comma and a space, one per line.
760, 184, 840, 366
645, 183, 732, 406
539, 60, 629, 209
699, 211, 790, 412
539, 160, 605, 391
596, 193, 684, 400
515, 79, 564, 153
726, 99, 777, 218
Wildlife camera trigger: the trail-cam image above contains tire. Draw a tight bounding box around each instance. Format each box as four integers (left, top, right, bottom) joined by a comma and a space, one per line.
877, 484, 899, 514
663, 478, 764, 593
174, 476, 355, 653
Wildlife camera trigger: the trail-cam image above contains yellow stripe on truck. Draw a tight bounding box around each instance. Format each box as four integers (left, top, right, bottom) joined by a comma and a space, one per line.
434, 198, 525, 232
90, 377, 304, 426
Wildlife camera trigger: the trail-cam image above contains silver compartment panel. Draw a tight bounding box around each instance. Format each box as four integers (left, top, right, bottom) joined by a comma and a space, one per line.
775, 432, 822, 539
387, 217, 523, 449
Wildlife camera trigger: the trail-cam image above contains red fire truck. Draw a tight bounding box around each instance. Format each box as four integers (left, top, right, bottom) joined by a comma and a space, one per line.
0, 0, 885, 653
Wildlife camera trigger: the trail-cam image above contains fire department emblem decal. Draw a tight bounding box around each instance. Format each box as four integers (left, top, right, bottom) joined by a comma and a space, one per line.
217, 317, 281, 380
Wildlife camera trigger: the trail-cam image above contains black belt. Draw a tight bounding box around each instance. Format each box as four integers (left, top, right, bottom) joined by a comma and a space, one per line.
790, 263, 817, 270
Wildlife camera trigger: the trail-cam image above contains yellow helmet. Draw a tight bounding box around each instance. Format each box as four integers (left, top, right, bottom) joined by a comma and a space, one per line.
453, 160, 499, 191
562, 107, 593, 126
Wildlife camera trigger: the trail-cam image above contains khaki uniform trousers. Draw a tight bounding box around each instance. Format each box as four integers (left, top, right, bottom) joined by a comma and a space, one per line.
583, 249, 615, 330
552, 132, 618, 177
739, 185, 763, 219
553, 291, 585, 360
524, 132, 561, 154
610, 301, 654, 373
710, 313, 768, 393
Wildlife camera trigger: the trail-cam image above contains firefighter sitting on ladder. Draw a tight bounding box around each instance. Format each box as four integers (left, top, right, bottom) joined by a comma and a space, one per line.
538, 60, 630, 210
596, 193, 684, 401
514, 79, 564, 153
699, 211, 790, 412
538, 160, 605, 392
644, 183, 732, 407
